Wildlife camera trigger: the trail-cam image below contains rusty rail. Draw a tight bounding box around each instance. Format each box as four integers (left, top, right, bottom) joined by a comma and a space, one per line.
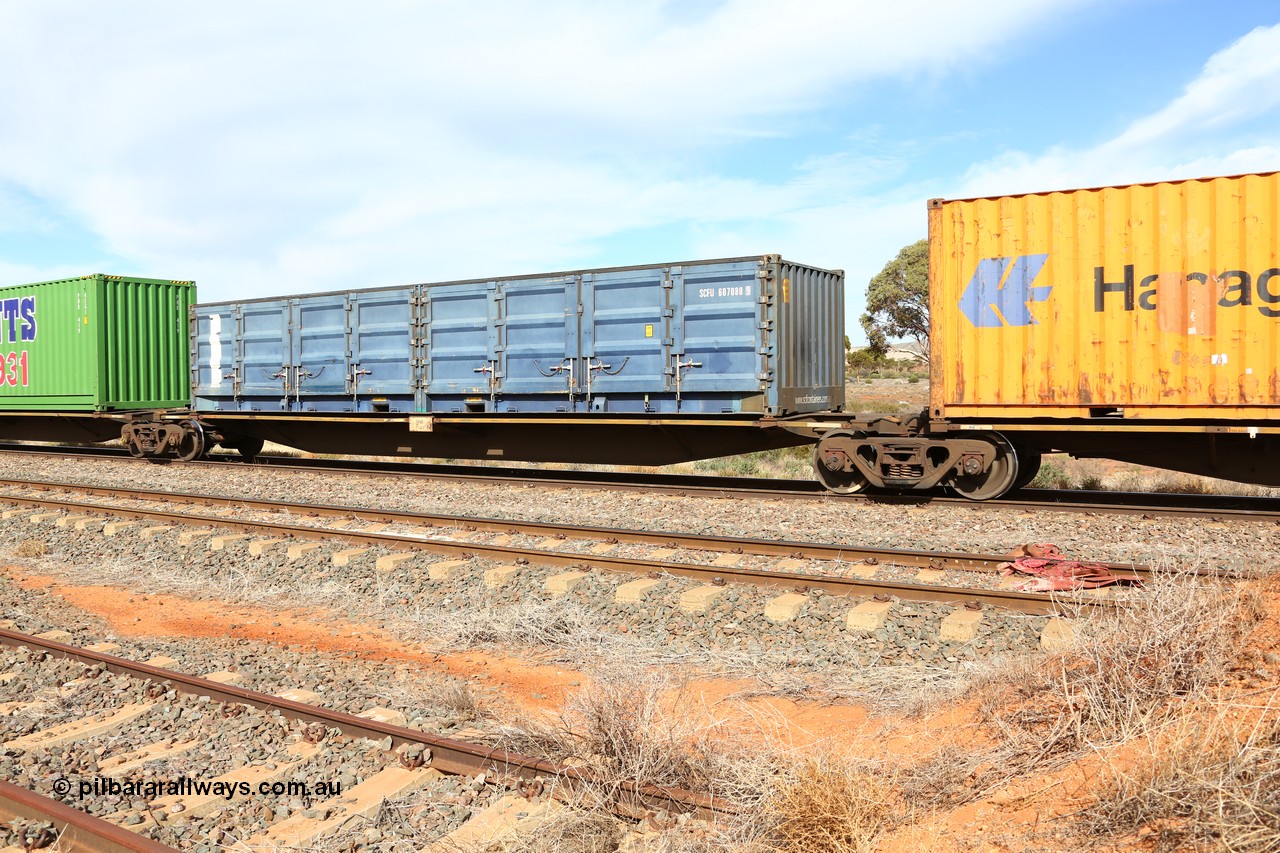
0, 476, 1149, 576
0, 628, 722, 821
0, 485, 1122, 614
1, 443, 1278, 523
0, 779, 178, 853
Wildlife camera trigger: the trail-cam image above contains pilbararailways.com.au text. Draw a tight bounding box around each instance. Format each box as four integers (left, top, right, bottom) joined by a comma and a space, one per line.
52, 776, 342, 800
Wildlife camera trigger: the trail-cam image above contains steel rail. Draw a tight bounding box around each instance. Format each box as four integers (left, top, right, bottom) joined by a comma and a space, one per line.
0, 779, 178, 853
1, 443, 1278, 522
0, 490, 1109, 615
0, 477, 1147, 576
0, 628, 722, 820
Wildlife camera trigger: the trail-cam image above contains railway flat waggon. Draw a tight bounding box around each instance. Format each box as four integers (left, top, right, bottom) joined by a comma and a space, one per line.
160, 255, 845, 463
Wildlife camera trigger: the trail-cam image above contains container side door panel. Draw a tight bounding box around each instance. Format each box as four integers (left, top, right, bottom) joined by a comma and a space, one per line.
349, 289, 414, 403
679, 262, 760, 402
237, 300, 292, 406
424, 284, 491, 398
292, 297, 348, 401
191, 305, 239, 405
501, 276, 577, 400
581, 268, 669, 398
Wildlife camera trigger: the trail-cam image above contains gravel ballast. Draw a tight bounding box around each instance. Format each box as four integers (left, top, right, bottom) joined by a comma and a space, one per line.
0, 454, 1266, 569
0, 511, 1049, 673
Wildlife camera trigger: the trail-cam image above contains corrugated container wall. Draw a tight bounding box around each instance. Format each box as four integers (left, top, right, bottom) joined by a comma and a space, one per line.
929, 171, 1280, 419
0, 274, 193, 411
192, 255, 844, 416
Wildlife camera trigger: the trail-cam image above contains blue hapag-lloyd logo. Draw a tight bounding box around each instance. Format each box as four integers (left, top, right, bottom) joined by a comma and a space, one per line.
958, 254, 1050, 327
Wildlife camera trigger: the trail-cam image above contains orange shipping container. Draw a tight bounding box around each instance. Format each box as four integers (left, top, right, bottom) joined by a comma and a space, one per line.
929, 171, 1280, 420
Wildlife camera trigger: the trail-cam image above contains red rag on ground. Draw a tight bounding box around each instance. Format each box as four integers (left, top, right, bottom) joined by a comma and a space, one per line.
998, 544, 1141, 593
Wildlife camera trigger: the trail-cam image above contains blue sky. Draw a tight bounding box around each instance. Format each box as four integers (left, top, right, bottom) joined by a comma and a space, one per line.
1, 1, 1278, 342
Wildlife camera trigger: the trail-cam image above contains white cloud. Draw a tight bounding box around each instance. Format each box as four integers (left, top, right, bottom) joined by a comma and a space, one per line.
12, 2, 1274, 348
0, 0, 1088, 301
953, 23, 1280, 197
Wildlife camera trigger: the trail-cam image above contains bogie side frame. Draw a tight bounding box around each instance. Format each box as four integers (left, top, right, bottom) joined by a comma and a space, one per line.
798, 411, 1280, 499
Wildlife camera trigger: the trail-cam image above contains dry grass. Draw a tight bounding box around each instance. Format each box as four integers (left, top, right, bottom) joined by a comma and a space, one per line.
748, 757, 900, 853
1084, 699, 1280, 851
978, 569, 1259, 773
406, 596, 612, 655
897, 742, 1004, 812
435, 791, 626, 853
492, 662, 906, 852
13, 539, 48, 557
498, 662, 722, 796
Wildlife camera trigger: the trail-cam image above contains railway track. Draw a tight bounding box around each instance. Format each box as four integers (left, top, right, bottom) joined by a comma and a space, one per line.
1, 443, 1278, 522
0, 478, 1139, 616
0, 627, 718, 852
1, 779, 174, 853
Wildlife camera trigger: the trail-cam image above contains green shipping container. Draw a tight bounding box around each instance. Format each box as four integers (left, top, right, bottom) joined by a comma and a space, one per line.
0, 274, 194, 411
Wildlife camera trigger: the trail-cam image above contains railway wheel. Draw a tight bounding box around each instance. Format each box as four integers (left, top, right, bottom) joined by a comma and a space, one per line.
228, 436, 264, 462
175, 420, 207, 463
1011, 449, 1042, 492
813, 431, 871, 494
125, 436, 146, 459
951, 433, 1019, 501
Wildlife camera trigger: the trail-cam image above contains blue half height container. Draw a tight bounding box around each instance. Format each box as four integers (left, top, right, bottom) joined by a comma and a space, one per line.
191, 255, 844, 416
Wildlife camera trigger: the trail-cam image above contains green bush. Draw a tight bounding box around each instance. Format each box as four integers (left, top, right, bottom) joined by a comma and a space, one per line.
1028, 459, 1072, 490
846, 348, 887, 372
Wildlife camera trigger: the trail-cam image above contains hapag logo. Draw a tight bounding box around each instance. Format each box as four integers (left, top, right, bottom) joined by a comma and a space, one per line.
958, 255, 1050, 327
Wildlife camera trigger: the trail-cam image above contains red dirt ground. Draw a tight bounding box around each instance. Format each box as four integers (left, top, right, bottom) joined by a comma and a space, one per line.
11, 562, 1279, 850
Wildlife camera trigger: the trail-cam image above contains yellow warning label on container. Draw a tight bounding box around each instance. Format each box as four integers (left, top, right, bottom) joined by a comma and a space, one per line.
644, 324, 653, 338
782, 279, 791, 303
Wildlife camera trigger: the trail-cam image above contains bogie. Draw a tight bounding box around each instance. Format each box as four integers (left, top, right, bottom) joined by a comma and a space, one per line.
812, 429, 1023, 500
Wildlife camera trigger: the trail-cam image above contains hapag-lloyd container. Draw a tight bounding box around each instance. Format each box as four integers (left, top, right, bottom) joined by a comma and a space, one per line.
929, 171, 1280, 419
0, 274, 193, 411
192, 255, 844, 415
